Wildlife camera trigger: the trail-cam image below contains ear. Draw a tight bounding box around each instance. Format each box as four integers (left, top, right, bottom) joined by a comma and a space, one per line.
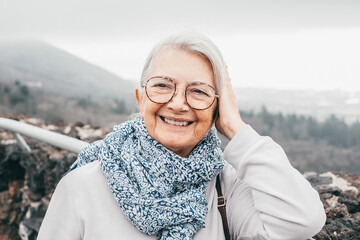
135, 87, 141, 106
135, 87, 144, 117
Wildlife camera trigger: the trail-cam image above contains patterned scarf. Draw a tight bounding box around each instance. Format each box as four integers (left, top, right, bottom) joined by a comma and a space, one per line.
70, 116, 225, 239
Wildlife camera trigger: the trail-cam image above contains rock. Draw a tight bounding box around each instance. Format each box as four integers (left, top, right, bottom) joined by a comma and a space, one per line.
62, 125, 80, 139
303, 171, 318, 178
353, 212, 360, 221
0, 115, 85, 239
74, 121, 85, 127
316, 185, 342, 196
314, 172, 360, 239
338, 197, 360, 214
18, 221, 35, 240
19, 118, 44, 127
0, 144, 26, 193
321, 218, 360, 239
320, 172, 359, 195
325, 196, 350, 219
55, 120, 65, 127
334, 172, 360, 190
75, 125, 107, 141
21, 200, 48, 234
0, 183, 24, 240
340, 189, 359, 200
0, 138, 17, 145
320, 193, 334, 200
307, 175, 333, 187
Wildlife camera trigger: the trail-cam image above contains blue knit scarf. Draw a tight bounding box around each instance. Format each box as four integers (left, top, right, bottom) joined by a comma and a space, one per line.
70, 116, 225, 239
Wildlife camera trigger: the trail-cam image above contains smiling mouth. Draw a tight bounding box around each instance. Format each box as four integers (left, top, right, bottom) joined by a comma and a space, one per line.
160, 116, 193, 126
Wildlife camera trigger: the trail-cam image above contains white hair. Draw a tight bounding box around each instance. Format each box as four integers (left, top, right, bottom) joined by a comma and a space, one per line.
140, 33, 227, 93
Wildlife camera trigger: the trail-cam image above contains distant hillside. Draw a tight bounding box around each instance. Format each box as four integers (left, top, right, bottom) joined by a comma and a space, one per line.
235, 88, 360, 124
0, 39, 136, 104
0, 81, 133, 127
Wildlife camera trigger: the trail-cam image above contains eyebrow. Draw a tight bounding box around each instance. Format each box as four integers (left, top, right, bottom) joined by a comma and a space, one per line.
155, 75, 213, 87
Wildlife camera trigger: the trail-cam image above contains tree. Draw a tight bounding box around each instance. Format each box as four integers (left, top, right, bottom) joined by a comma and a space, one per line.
20, 85, 29, 96
4, 86, 10, 93
111, 99, 126, 114
260, 105, 275, 132
9, 93, 26, 106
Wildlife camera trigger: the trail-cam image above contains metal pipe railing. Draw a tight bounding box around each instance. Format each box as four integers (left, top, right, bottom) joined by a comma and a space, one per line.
0, 117, 88, 153
12, 131, 31, 152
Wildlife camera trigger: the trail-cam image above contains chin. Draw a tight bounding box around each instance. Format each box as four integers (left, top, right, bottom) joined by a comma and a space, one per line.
161, 139, 193, 156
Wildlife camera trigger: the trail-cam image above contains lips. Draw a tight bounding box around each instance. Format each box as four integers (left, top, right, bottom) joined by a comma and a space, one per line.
160, 116, 193, 126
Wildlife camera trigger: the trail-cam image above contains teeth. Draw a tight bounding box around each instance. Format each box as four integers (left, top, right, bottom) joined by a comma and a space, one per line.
163, 117, 189, 126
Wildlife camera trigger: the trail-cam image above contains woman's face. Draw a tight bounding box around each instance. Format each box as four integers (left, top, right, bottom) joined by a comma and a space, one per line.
136, 48, 217, 157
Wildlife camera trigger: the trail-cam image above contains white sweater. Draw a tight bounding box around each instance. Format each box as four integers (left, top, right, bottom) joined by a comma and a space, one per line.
37, 125, 326, 240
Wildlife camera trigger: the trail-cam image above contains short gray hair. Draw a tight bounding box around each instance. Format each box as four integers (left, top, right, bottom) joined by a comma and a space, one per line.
140, 33, 227, 93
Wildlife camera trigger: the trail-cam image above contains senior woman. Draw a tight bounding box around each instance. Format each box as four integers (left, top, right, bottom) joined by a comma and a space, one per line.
38, 33, 325, 240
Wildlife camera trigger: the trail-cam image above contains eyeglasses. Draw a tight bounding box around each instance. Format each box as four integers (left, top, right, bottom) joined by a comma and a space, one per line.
142, 76, 218, 110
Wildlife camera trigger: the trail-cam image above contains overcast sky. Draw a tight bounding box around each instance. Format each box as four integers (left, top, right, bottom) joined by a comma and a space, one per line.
1, 0, 360, 91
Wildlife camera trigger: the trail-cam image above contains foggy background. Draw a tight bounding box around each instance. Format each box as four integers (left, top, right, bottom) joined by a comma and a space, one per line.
1, 0, 360, 173
1, 0, 360, 90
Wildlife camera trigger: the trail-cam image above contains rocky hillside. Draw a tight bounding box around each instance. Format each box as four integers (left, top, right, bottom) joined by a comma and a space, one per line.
0, 115, 359, 239
0, 40, 136, 102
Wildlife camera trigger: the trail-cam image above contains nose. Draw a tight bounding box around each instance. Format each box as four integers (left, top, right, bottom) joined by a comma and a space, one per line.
166, 87, 190, 111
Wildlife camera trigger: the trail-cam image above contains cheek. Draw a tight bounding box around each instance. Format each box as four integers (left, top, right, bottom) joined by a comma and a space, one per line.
139, 101, 159, 132
196, 110, 214, 133
139, 98, 153, 119
204, 104, 217, 125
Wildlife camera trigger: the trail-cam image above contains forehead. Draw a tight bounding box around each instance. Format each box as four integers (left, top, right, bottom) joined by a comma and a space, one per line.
150, 48, 215, 87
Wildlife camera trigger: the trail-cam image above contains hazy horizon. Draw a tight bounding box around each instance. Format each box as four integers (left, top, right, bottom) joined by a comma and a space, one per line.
1, 0, 360, 91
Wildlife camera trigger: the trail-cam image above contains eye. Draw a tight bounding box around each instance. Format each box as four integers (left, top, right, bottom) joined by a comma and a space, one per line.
188, 87, 211, 97
194, 89, 209, 96
147, 78, 175, 93
154, 83, 171, 88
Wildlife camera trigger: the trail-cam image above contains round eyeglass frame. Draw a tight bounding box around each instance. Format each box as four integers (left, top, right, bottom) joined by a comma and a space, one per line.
142, 76, 219, 110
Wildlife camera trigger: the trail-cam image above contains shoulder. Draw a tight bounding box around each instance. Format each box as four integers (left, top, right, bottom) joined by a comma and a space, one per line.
224, 125, 275, 158
59, 161, 107, 193
53, 160, 114, 216
66, 160, 102, 179
219, 163, 249, 196
219, 163, 236, 183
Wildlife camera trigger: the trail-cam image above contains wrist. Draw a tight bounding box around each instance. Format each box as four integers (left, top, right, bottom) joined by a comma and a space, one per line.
224, 119, 246, 140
